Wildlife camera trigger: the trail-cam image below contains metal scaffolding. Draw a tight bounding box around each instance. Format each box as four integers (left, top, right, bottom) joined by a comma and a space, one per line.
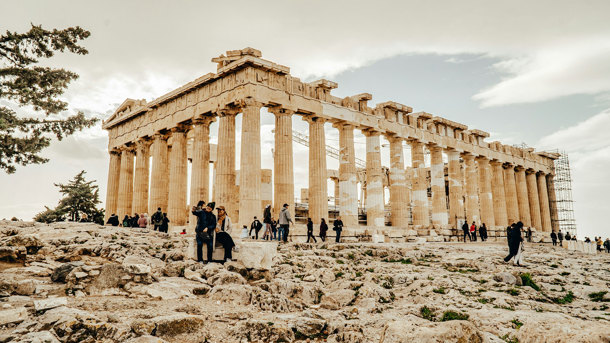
552, 151, 577, 235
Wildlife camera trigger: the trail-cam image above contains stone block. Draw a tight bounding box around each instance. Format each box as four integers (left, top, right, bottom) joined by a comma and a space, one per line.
33, 297, 67, 311
0, 307, 28, 325
372, 234, 385, 243
235, 241, 277, 270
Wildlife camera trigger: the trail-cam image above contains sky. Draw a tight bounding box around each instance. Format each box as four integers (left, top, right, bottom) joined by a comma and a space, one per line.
1, 0, 609, 239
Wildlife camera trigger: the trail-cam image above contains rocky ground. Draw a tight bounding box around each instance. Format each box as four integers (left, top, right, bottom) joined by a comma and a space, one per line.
0, 220, 609, 343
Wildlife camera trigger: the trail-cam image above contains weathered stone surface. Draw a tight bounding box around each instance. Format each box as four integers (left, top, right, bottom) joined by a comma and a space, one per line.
15, 330, 60, 343
379, 316, 483, 343
125, 336, 169, 343
0, 307, 28, 325
50, 262, 83, 283
237, 241, 277, 270
493, 272, 517, 285
152, 314, 206, 337
33, 297, 68, 312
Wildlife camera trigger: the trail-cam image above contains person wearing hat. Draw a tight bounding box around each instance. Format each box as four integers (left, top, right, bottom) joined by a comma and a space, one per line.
192, 201, 216, 263
278, 203, 293, 243
214, 205, 236, 262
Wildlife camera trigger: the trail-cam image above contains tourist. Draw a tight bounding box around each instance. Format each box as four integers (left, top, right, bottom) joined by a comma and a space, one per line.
180, 228, 187, 235
470, 222, 477, 241
131, 213, 139, 228
192, 202, 216, 263
504, 221, 525, 266
558, 230, 564, 246
240, 225, 249, 239
262, 205, 272, 240
151, 208, 163, 231
333, 216, 343, 243
604, 238, 610, 253
565, 232, 571, 241
571, 235, 576, 241
551, 231, 558, 246
479, 223, 488, 242
306, 218, 317, 243
462, 220, 470, 242
122, 215, 130, 227
215, 206, 235, 262
271, 219, 278, 240
249, 216, 262, 240
106, 213, 119, 226
138, 213, 148, 228
319, 218, 328, 242
278, 203, 293, 243
526, 227, 532, 242
160, 213, 170, 233
585, 237, 591, 243
596, 237, 603, 252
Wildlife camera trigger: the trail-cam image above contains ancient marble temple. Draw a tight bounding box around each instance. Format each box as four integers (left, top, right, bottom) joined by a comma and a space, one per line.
103, 48, 559, 238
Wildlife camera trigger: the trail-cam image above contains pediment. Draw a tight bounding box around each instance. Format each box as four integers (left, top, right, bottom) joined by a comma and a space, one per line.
105, 98, 147, 123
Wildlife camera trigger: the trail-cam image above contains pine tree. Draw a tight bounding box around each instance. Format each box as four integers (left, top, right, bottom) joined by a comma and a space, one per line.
0, 24, 98, 173
34, 170, 104, 224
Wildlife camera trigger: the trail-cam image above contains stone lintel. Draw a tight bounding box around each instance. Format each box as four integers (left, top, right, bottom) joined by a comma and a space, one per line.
308, 79, 338, 90
376, 101, 413, 114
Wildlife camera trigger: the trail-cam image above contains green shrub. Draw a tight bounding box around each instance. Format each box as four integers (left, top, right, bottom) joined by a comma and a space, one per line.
520, 273, 540, 291
511, 318, 523, 329
334, 272, 344, 279
506, 288, 520, 296
420, 306, 436, 321
588, 291, 609, 302
433, 287, 446, 294
440, 310, 469, 321
552, 291, 575, 304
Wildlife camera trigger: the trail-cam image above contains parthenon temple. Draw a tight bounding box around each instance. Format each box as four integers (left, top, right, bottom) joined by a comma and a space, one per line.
103, 48, 560, 241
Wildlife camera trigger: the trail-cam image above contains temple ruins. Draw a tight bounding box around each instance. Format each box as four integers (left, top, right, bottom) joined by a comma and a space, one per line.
103, 48, 561, 241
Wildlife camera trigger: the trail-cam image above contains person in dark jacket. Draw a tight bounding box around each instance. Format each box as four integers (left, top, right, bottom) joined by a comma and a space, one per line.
151, 208, 163, 231
106, 214, 119, 226
262, 205, 272, 240
462, 220, 470, 242
122, 215, 131, 227
565, 232, 571, 241
479, 223, 488, 242
131, 213, 139, 228
319, 218, 328, 242
271, 219, 277, 240
333, 217, 343, 243
249, 216, 263, 240
160, 213, 170, 233
558, 230, 564, 246
551, 231, 558, 246
604, 238, 610, 253
214, 206, 235, 262
192, 202, 216, 263
504, 222, 524, 265
306, 218, 317, 243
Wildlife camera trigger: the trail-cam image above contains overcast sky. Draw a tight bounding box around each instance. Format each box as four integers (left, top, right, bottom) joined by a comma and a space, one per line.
1, 0, 609, 239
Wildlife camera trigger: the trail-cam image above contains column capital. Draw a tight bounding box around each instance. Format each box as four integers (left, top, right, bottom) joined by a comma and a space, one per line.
490, 159, 503, 166
108, 148, 121, 155
361, 128, 381, 137
268, 106, 295, 116
117, 144, 135, 153
215, 107, 240, 117
536, 170, 546, 176
152, 132, 170, 141
384, 133, 403, 143
170, 125, 189, 134
302, 115, 325, 125
134, 138, 151, 151
331, 120, 355, 130
461, 152, 476, 161
237, 97, 264, 109
475, 155, 490, 162
525, 168, 537, 175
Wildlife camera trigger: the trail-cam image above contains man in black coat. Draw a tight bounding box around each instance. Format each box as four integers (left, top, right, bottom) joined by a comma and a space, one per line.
462, 220, 470, 243
192, 202, 216, 263
249, 216, 262, 240
106, 214, 119, 226
551, 231, 557, 246
504, 222, 524, 264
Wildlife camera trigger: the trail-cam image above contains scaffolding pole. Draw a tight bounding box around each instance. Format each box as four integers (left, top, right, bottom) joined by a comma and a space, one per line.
552, 151, 577, 235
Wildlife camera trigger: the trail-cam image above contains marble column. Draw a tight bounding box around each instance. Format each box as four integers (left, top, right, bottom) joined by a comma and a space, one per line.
462, 153, 480, 225
132, 140, 150, 216
537, 172, 552, 232
117, 148, 135, 221
546, 174, 559, 232
503, 164, 520, 225
477, 157, 495, 227
239, 101, 262, 226
364, 130, 384, 227
515, 167, 531, 227
490, 160, 508, 227
429, 144, 448, 226
335, 123, 358, 227
216, 111, 238, 221
272, 108, 294, 217
410, 140, 430, 227
526, 169, 542, 230
446, 149, 464, 228
388, 136, 409, 228
189, 117, 214, 227
306, 116, 328, 225
149, 134, 169, 215
168, 128, 188, 226
105, 150, 121, 221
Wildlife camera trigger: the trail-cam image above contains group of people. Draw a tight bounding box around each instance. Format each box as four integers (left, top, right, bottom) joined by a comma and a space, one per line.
305, 216, 343, 243
550, 230, 576, 246
504, 221, 527, 266
105, 209, 170, 233
461, 221, 489, 242
192, 201, 235, 263
584, 236, 610, 252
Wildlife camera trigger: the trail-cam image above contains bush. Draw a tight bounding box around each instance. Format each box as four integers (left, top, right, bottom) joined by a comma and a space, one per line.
506, 288, 520, 296
520, 273, 541, 291
511, 318, 524, 329
552, 291, 575, 304
433, 287, 446, 294
440, 310, 469, 321
420, 306, 436, 321
588, 291, 609, 302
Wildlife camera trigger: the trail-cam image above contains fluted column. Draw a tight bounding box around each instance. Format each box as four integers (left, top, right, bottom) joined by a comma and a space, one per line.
446, 149, 464, 228
105, 150, 121, 222
503, 164, 520, 225
526, 169, 542, 230
387, 136, 409, 228
189, 117, 214, 227
362, 130, 384, 227
272, 108, 294, 217
537, 172, 552, 232
305, 116, 328, 225
410, 140, 430, 227
490, 160, 508, 227
429, 144, 448, 226
117, 148, 135, 220
515, 167, 531, 226
216, 110, 238, 220
334, 122, 358, 227
132, 140, 150, 216
239, 101, 262, 227
546, 174, 559, 232
462, 153, 480, 225
149, 134, 169, 214
168, 128, 188, 226
477, 157, 495, 227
